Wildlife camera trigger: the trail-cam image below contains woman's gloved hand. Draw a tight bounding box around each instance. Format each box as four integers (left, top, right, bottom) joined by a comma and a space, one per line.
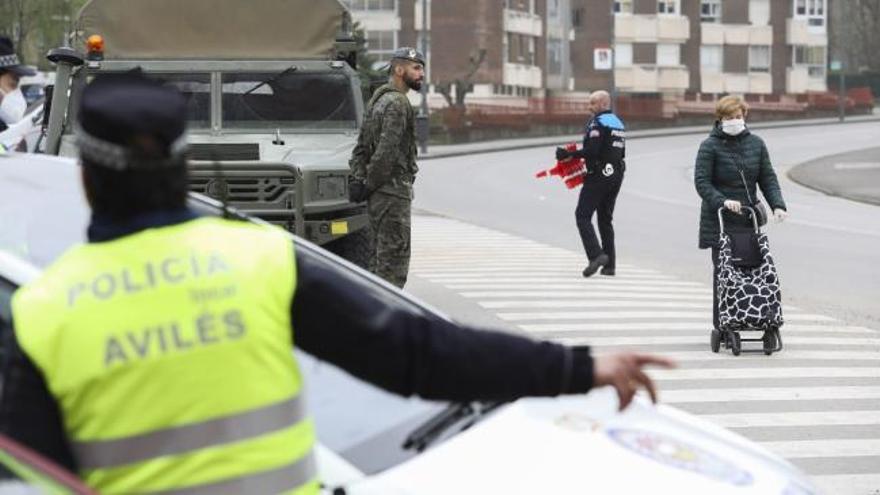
773, 208, 788, 223
555, 147, 572, 161
723, 199, 742, 214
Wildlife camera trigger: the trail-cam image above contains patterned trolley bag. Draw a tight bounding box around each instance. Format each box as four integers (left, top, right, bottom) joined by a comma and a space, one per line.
712, 206, 783, 356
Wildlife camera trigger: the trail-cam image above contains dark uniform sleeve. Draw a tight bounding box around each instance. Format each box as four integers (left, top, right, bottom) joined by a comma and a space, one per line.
569, 120, 607, 170
291, 249, 594, 402
0, 328, 77, 471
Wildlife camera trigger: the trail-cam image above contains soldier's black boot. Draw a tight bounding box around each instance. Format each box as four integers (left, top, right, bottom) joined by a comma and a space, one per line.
582, 254, 609, 278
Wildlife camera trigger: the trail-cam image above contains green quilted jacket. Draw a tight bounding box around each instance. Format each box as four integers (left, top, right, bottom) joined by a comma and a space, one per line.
693, 124, 787, 249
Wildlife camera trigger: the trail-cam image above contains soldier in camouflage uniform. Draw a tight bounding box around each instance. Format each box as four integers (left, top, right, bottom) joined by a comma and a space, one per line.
349, 47, 425, 288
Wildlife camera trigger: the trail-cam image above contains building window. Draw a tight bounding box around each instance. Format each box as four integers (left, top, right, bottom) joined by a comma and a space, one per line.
794, 45, 826, 77
656, 43, 680, 66
614, 1, 633, 14
504, 0, 536, 13
572, 8, 583, 27
343, 0, 396, 11
615, 43, 633, 67
749, 46, 771, 72
794, 0, 825, 26
700, 45, 723, 73
749, 0, 770, 25
700, 0, 721, 23
507, 33, 536, 66
365, 30, 397, 62
658, 0, 677, 15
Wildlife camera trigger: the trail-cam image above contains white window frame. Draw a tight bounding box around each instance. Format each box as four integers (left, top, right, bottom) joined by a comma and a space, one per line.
748, 45, 771, 72
794, 0, 826, 28
365, 30, 398, 63
700, 0, 721, 23
793, 45, 826, 78
700, 45, 723, 73
614, 43, 633, 67
345, 0, 396, 11
656, 43, 680, 67
658, 0, 678, 15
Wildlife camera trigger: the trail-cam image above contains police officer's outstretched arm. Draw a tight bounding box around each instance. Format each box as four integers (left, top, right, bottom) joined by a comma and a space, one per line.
292, 249, 674, 408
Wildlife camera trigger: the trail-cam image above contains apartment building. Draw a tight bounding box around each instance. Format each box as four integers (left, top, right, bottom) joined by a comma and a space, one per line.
345, 0, 576, 105
570, 0, 829, 98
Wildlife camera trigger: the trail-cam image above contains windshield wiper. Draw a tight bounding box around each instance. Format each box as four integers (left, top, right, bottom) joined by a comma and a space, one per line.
244, 66, 298, 96
402, 401, 507, 453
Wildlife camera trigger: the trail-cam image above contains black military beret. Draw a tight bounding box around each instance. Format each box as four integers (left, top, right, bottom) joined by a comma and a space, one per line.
77, 73, 188, 170
391, 47, 426, 66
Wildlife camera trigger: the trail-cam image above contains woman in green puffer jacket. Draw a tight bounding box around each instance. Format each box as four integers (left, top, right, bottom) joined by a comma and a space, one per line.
693, 95, 788, 332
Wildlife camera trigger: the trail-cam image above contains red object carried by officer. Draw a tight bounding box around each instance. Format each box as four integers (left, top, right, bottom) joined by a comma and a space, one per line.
535, 143, 586, 189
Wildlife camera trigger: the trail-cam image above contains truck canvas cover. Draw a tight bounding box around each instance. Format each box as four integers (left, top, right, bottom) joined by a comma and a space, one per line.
75, 0, 347, 60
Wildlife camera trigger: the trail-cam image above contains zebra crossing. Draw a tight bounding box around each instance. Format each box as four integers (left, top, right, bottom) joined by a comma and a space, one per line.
409, 214, 880, 495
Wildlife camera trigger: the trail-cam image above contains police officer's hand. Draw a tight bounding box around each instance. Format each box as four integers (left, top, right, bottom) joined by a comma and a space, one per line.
555, 147, 571, 161
723, 199, 742, 214
593, 353, 676, 411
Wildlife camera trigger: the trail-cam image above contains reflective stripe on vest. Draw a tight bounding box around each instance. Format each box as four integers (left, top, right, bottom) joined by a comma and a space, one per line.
12, 217, 317, 494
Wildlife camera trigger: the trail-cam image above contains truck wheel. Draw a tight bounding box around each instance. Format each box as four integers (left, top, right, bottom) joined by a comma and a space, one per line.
325, 228, 371, 269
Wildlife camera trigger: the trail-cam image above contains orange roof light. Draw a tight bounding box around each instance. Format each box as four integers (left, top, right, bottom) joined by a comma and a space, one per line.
86, 34, 104, 55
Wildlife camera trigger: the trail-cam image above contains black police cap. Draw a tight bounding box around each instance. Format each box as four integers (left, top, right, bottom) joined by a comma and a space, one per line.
77, 72, 188, 170
0, 36, 36, 77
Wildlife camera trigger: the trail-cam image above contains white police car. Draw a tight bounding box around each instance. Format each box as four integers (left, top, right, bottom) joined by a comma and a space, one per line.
0, 152, 818, 495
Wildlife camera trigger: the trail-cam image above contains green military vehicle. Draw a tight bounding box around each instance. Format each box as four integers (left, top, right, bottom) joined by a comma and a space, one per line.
42, 0, 370, 265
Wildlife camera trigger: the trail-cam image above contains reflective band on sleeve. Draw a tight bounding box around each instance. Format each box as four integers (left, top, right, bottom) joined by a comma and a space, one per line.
71, 395, 307, 470
151, 452, 317, 495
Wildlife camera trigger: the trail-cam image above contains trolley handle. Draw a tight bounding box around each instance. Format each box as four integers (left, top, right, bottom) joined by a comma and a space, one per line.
717, 205, 760, 234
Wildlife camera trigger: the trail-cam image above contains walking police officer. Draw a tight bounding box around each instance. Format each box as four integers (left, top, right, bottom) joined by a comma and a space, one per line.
0, 74, 673, 494
556, 90, 626, 277
349, 47, 424, 288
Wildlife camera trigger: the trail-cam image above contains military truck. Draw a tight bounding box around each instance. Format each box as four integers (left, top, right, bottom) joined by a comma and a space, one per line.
42, 0, 370, 265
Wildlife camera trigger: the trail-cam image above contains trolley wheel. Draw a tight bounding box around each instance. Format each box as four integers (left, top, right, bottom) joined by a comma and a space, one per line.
710, 329, 721, 353
763, 330, 777, 355
730, 332, 742, 356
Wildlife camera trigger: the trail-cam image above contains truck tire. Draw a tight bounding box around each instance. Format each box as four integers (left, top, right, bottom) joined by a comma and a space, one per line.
325, 228, 371, 269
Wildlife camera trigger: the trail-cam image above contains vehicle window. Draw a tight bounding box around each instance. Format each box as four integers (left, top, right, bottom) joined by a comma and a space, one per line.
95, 73, 211, 129
221, 72, 357, 130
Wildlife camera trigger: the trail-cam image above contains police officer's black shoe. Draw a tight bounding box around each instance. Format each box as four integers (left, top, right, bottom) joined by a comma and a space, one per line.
582, 254, 609, 278
600, 267, 615, 276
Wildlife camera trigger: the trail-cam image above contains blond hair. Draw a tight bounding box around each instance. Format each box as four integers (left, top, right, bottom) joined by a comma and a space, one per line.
715, 95, 749, 120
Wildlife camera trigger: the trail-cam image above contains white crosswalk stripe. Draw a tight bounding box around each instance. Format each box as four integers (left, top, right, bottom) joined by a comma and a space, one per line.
410, 214, 880, 494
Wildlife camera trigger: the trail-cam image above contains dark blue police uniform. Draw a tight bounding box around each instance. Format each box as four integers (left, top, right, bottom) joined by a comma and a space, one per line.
559, 110, 626, 276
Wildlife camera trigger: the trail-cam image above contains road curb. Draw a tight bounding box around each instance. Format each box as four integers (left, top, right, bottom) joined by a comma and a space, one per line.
419, 115, 880, 161
787, 146, 880, 207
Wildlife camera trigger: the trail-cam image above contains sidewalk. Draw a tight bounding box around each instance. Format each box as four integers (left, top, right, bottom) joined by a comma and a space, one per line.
788, 146, 880, 206
419, 113, 880, 161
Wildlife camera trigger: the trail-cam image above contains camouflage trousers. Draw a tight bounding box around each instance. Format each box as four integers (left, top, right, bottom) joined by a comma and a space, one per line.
367, 192, 411, 288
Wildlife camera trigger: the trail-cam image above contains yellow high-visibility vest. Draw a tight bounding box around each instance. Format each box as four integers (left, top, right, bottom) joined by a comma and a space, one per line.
12, 217, 318, 494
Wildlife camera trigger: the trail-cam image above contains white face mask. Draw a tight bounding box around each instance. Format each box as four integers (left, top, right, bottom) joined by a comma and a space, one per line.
721, 118, 746, 136
0, 88, 26, 125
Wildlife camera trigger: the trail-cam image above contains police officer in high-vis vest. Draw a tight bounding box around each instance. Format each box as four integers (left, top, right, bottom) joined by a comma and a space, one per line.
555, 90, 626, 278
0, 74, 673, 494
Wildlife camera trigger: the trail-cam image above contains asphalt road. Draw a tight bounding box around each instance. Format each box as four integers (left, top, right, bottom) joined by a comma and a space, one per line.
404, 120, 880, 495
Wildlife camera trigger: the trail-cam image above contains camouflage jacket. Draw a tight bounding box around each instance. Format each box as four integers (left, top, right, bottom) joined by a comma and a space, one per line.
349, 83, 418, 200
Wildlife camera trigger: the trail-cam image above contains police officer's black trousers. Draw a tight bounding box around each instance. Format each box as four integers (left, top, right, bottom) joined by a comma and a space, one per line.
575, 172, 623, 270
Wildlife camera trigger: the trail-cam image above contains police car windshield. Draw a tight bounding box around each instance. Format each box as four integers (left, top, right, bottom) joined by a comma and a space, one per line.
221, 72, 357, 130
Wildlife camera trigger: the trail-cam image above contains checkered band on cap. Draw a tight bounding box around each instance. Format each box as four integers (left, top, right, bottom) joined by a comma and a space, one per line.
76, 124, 188, 171
0, 54, 21, 68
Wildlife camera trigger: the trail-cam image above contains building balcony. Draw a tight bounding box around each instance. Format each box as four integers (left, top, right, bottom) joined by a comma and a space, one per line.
787, 18, 827, 46
503, 63, 543, 89
615, 65, 689, 92
504, 8, 543, 37
700, 72, 772, 94
701, 23, 772, 45
615, 14, 689, 43
787, 66, 827, 93
351, 10, 402, 31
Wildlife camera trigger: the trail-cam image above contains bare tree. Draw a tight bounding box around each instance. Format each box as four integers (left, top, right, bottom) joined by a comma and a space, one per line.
837, 0, 880, 72
435, 48, 487, 111
0, 0, 86, 67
